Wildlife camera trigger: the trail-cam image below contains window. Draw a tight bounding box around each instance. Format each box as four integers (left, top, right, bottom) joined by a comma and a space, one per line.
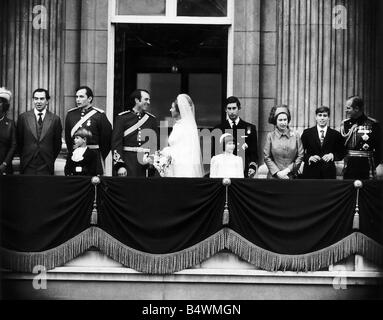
116, 0, 166, 15
177, 0, 227, 17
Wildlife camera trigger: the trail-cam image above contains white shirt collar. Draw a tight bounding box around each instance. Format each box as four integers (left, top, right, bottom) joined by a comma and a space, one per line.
34, 108, 47, 120
71, 146, 87, 162
317, 125, 328, 136
226, 115, 240, 127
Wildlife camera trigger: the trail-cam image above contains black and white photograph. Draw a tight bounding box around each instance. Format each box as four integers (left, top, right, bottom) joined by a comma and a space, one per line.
0, 0, 382, 306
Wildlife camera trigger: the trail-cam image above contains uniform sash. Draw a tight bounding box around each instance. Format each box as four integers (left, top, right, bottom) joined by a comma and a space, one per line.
70, 109, 98, 137
124, 114, 149, 137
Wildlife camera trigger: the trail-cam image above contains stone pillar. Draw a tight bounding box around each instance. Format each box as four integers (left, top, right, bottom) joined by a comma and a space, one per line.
233, 0, 261, 138
276, 0, 378, 132
0, 0, 64, 119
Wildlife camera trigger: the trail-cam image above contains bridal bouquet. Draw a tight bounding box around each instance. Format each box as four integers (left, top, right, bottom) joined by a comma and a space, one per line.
151, 150, 172, 177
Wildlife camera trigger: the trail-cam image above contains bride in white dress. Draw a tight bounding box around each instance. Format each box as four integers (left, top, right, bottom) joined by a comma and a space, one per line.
162, 94, 204, 178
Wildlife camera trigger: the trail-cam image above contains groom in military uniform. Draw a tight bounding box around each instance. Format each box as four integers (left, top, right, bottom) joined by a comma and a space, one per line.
111, 89, 158, 177
340, 96, 381, 179
65, 86, 112, 175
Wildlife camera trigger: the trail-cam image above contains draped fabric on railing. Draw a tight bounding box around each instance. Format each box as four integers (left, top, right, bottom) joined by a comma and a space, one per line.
276, 0, 378, 130
0, 0, 64, 120
0, 176, 382, 274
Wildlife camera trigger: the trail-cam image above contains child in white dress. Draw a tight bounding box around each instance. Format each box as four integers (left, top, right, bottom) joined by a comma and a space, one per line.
210, 133, 244, 178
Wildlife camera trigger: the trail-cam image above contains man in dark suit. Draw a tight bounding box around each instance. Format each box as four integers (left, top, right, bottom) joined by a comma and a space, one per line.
301, 106, 345, 179
17, 88, 62, 175
213, 96, 258, 177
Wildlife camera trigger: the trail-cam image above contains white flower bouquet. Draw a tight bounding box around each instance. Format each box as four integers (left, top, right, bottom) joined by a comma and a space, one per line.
151, 150, 172, 177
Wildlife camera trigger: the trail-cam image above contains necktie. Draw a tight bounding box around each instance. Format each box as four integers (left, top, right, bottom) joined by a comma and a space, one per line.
232, 121, 238, 154
320, 130, 325, 146
38, 113, 43, 126
37, 112, 43, 138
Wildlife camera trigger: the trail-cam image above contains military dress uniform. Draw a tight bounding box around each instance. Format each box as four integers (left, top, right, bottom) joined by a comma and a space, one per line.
0, 116, 17, 174
65, 106, 112, 175
111, 110, 158, 177
340, 114, 381, 179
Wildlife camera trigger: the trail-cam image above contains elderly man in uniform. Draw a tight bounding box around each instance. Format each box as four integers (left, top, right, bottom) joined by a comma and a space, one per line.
213, 96, 258, 178
340, 96, 381, 180
65, 86, 112, 175
0, 87, 17, 175
111, 89, 158, 177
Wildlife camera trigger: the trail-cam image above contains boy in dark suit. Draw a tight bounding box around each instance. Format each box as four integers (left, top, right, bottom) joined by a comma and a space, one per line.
301, 106, 345, 179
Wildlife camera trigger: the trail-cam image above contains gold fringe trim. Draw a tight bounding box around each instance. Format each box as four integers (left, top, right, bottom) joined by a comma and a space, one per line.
0, 227, 226, 274
225, 229, 383, 272
1, 228, 382, 273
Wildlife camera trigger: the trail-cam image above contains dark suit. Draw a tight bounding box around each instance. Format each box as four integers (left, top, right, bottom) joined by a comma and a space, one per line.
301, 126, 346, 179
214, 118, 258, 177
64, 148, 97, 176
17, 109, 62, 175
0, 117, 17, 174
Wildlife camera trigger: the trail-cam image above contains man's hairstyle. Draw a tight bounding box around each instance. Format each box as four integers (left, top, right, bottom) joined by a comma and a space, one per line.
225, 96, 241, 109
268, 104, 291, 125
76, 86, 94, 103
315, 106, 330, 116
347, 95, 364, 111
33, 88, 50, 100
127, 89, 149, 110
73, 127, 92, 140
0, 97, 10, 113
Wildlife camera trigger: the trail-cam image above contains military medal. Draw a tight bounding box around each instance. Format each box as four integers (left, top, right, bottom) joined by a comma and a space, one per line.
87, 120, 91, 126
247, 126, 251, 135
362, 143, 370, 151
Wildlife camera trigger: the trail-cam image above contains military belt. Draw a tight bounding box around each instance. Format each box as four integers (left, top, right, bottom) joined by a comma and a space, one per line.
123, 147, 150, 153
347, 150, 373, 158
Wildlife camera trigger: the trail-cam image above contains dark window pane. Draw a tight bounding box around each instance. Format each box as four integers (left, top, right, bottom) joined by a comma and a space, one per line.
177, 0, 227, 17
117, 0, 166, 15
189, 74, 222, 128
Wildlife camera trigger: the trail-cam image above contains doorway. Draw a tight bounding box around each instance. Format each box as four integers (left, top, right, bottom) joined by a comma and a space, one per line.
113, 24, 228, 128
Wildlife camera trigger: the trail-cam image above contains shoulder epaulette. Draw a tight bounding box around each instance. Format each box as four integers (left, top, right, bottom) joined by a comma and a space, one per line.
67, 107, 79, 112
93, 107, 105, 113
145, 111, 156, 118
118, 110, 131, 116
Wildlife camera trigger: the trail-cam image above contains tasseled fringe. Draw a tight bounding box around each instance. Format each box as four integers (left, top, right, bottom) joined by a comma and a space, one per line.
1, 228, 382, 274
0, 227, 226, 274
225, 230, 383, 272
95, 228, 226, 274
0, 227, 98, 273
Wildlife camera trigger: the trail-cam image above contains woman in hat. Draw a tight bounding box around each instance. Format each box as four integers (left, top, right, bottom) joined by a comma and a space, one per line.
64, 127, 97, 176
210, 133, 244, 178
263, 105, 304, 179
0, 87, 17, 175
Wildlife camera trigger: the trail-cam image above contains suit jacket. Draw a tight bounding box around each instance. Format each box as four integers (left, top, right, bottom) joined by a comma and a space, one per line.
0, 117, 17, 174
64, 147, 97, 176
213, 118, 258, 177
301, 126, 346, 179
17, 109, 62, 174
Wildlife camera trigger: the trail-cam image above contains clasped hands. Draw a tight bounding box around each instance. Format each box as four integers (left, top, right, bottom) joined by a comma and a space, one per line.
276, 168, 291, 179
308, 153, 334, 165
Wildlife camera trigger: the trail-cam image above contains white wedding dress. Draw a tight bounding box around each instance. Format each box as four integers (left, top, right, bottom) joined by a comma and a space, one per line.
162, 94, 204, 178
